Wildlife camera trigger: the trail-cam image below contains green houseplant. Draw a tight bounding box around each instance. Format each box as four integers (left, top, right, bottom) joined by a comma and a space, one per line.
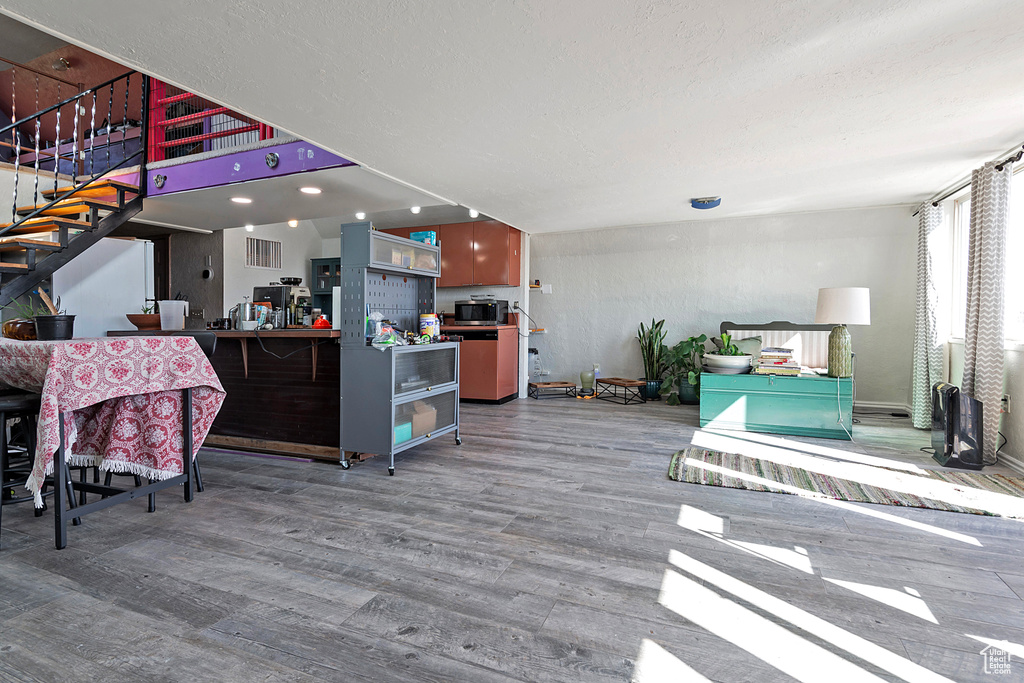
704, 332, 753, 372
637, 318, 667, 400
660, 334, 707, 405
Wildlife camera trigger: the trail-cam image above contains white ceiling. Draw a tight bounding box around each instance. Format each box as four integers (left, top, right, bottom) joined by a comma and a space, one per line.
3, 1, 1024, 234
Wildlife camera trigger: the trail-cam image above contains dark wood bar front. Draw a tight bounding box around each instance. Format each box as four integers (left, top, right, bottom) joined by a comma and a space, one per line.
109, 330, 341, 460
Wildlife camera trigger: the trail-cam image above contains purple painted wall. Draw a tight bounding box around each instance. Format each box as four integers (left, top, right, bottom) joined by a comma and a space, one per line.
147, 140, 353, 196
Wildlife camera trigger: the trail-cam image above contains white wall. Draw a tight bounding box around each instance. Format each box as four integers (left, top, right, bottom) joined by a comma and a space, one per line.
53, 238, 152, 338
530, 206, 917, 407
222, 220, 324, 316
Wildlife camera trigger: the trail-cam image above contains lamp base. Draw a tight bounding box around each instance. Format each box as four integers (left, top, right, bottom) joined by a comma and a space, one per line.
827, 324, 853, 378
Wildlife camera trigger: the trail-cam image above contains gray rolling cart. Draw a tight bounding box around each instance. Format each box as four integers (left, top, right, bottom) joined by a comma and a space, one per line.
338, 221, 460, 475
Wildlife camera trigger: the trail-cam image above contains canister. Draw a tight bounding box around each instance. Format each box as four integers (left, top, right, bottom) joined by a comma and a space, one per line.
419, 313, 439, 337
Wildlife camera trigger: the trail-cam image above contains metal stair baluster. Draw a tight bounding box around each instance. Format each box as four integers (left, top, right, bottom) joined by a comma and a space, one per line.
71, 92, 79, 182
106, 83, 113, 174
89, 91, 96, 176
121, 75, 129, 166
33, 75, 40, 208
11, 67, 19, 224
53, 83, 60, 197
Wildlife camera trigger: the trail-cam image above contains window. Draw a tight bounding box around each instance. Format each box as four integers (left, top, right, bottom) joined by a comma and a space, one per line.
245, 237, 281, 269
948, 169, 1024, 342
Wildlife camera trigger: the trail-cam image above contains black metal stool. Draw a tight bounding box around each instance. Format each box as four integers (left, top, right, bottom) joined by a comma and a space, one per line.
0, 389, 77, 546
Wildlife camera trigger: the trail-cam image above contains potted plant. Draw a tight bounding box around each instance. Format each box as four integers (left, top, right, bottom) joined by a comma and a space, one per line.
32, 291, 75, 341
637, 318, 667, 400
127, 304, 161, 331
3, 291, 74, 341
660, 334, 707, 405
704, 332, 753, 372
1, 299, 48, 340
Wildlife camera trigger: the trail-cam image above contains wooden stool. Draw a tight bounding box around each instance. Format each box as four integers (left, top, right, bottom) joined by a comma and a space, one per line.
528, 381, 577, 399
596, 377, 646, 405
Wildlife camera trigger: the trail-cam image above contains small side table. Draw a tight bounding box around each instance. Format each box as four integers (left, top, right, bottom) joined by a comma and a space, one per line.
596, 377, 646, 405
528, 381, 578, 399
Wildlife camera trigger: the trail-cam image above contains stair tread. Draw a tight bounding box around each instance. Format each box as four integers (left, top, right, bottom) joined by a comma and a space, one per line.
0, 262, 30, 272
0, 216, 94, 235
0, 237, 61, 246
41, 179, 139, 199
16, 197, 121, 217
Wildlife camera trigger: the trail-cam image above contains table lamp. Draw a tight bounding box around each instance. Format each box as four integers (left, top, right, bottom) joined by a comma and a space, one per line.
814, 287, 870, 378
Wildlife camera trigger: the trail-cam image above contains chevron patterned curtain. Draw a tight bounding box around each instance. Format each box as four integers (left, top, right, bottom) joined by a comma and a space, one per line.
963, 159, 1012, 462
911, 203, 944, 429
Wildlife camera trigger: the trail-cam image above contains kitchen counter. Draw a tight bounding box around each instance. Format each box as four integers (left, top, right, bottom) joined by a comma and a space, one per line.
108, 328, 340, 460
441, 324, 517, 331
440, 325, 519, 403
109, 329, 340, 338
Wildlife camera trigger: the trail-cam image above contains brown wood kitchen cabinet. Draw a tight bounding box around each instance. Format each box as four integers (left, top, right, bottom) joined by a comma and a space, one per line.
383, 221, 521, 288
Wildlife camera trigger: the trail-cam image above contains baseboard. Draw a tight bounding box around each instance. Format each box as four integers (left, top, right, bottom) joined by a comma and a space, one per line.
853, 400, 912, 416
999, 453, 1024, 476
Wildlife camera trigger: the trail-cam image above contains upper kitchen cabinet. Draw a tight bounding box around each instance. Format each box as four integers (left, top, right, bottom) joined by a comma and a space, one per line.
381, 220, 521, 287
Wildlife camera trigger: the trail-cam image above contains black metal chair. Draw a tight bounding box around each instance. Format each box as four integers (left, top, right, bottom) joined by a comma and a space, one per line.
104, 331, 215, 502
1, 388, 80, 545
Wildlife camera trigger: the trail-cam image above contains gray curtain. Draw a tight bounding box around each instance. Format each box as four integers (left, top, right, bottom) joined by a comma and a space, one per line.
963, 159, 1011, 462
911, 203, 944, 429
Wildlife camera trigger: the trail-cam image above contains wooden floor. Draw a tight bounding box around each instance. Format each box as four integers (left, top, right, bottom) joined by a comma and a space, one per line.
2, 399, 1023, 682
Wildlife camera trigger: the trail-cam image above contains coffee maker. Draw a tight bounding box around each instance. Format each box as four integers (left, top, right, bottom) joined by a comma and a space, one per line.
253, 284, 312, 326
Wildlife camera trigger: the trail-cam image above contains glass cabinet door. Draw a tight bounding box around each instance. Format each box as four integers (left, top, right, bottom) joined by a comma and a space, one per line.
394, 346, 457, 396
313, 259, 340, 291
371, 234, 440, 276
393, 389, 457, 447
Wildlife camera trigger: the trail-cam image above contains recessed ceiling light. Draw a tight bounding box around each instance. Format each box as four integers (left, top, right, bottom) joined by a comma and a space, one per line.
300, 187, 321, 195
288, 219, 298, 228
410, 206, 421, 214
244, 224, 254, 232
468, 208, 479, 218
231, 197, 252, 204
355, 212, 366, 220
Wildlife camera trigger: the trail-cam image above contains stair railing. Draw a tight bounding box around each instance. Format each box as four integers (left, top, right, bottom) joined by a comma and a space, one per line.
0, 70, 148, 241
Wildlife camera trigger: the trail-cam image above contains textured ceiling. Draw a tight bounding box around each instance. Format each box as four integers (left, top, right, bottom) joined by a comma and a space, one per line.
2, 1, 1024, 234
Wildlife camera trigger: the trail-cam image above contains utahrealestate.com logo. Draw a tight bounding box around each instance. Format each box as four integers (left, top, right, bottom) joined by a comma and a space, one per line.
981, 645, 1013, 675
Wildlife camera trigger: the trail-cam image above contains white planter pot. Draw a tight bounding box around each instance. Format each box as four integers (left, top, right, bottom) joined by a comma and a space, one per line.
704, 353, 752, 370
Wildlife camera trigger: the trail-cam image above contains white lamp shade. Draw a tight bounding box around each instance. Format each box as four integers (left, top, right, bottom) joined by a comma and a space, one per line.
815, 287, 870, 325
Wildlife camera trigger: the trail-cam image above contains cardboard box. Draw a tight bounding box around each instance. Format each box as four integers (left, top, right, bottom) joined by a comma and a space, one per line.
411, 400, 438, 435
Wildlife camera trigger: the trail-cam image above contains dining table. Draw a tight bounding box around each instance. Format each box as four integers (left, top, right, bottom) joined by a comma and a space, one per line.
0, 334, 225, 548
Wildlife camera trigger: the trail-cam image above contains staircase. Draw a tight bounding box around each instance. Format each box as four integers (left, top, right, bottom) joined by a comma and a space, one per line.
0, 70, 146, 309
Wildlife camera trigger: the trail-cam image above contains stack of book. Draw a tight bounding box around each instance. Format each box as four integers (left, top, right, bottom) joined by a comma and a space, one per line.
753, 347, 802, 375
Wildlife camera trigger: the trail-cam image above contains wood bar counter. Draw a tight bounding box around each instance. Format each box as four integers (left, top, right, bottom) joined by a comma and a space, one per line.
109, 329, 341, 460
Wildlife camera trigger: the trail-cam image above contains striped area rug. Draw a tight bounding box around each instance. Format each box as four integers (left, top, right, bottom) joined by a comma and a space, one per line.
668, 447, 1024, 518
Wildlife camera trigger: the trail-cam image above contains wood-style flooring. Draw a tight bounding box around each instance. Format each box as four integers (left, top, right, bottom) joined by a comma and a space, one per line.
2, 399, 1023, 682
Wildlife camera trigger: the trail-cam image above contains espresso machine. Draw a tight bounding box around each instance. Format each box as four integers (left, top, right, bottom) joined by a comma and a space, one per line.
253, 284, 312, 326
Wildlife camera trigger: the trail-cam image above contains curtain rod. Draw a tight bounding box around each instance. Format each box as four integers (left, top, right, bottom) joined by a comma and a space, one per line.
913, 143, 1024, 216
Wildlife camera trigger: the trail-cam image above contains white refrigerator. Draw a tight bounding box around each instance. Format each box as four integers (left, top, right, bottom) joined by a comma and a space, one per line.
52, 237, 155, 339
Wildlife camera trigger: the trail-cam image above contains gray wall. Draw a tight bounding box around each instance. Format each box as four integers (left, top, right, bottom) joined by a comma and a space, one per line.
529, 205, 918, 408
169, 230, 224, 329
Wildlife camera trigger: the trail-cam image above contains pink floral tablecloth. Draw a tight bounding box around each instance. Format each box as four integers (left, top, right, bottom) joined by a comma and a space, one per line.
0, 336, 225, 506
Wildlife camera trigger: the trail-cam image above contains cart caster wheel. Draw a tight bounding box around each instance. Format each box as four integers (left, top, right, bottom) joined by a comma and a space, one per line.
340, 460, 351, 470
455, 437, 463, 445
388, 467, 395, 476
